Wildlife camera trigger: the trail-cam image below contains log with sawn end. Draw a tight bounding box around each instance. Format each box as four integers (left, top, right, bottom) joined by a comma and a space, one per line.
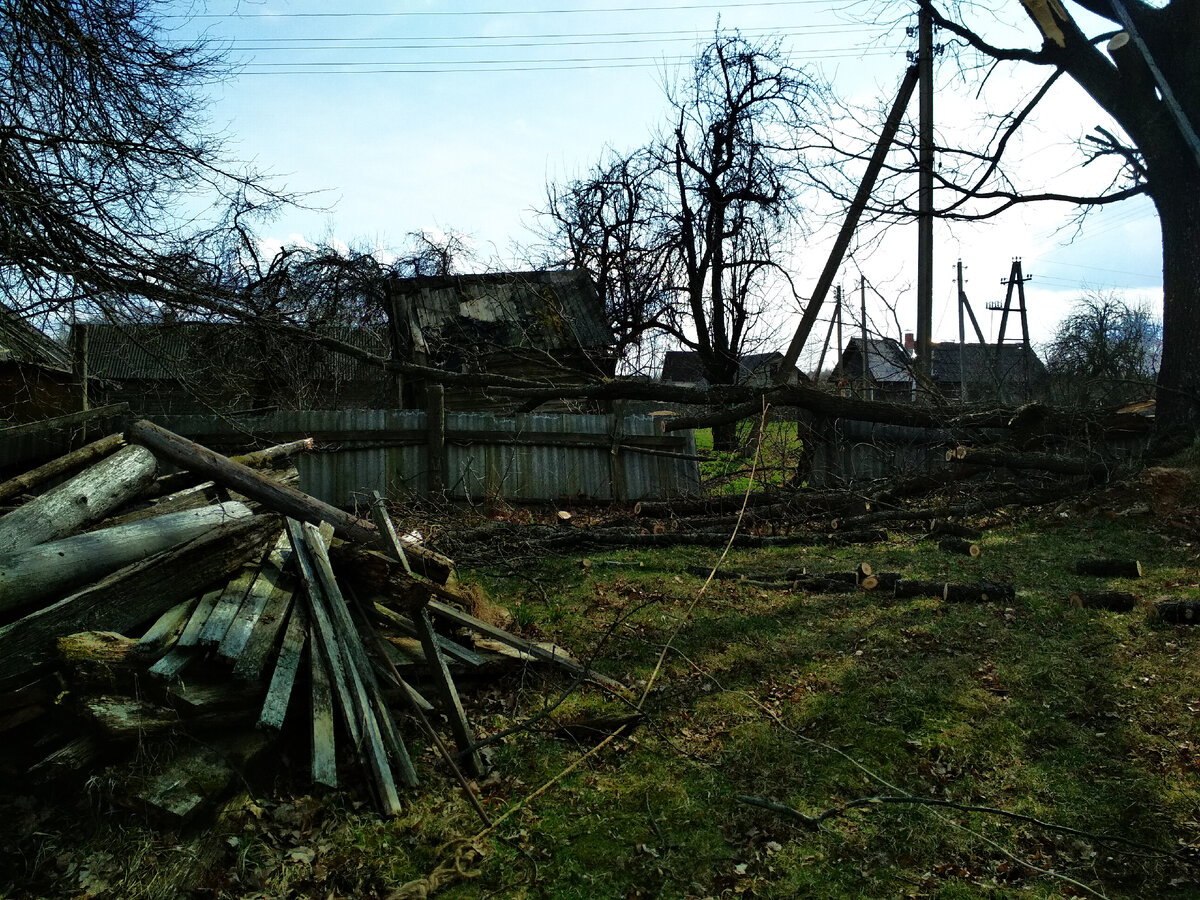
938, 538, 981, 557
0, 444, 158, 554
893, 579, 947, 599
1069, 590, 1138, 612
1075, 558, 1143, 578
1152, 600, 1200, 624
0, 514, 281, 688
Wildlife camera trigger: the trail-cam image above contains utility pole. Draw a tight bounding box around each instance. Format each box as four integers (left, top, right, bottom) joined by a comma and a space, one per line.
815, 284, 842, 378
860, 278, 869, 398
916, 0, 935, 381
957, 260, 967, 404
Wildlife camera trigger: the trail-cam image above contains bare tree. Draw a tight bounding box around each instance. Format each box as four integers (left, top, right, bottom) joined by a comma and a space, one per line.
0, 0, 286, 323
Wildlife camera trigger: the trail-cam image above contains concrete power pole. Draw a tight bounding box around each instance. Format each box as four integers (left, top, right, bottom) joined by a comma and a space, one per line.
916, 0, 935, 381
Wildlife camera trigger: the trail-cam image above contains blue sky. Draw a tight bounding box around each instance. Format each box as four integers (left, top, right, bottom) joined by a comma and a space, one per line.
176, 0, 1164, 366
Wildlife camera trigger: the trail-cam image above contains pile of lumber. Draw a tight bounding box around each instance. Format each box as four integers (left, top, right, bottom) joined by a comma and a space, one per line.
0, 420, 604, 821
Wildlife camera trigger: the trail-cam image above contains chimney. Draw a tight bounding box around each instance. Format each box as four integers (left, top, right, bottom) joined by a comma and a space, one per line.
904, 332, 915, 351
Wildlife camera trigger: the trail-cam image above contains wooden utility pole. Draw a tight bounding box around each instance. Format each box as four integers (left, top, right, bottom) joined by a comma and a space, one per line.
957, 261, 967, 403
814, 284, 842, 379
777, 65, 919, 378
860, 279, 869, 396
916, 0, 935, 379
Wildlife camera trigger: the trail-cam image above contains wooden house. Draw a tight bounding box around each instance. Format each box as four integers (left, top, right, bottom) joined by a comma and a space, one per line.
387, 270, 616, 410
0, 307, 77, 424
930, 342, 1048, 403
834, 337, 915, 402
659, 351, 790, 388
70, 322, 394, 417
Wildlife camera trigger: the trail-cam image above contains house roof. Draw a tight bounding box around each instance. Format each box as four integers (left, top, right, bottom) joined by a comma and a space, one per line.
71, 323, 389, 382
837, 338, 913, 384
0, 307, 72, 373
930, 343, 1048, 385
659, 350, 783, 384
390, 270, 613, 356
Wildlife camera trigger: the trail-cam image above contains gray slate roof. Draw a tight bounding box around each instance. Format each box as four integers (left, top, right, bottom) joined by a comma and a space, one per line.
660, 351, 783, 385
930, 343, 1047, 385
391, 270, 613, 355
72, 323, 389, 382
0, 307, 72, 372
837, 338, 913, 384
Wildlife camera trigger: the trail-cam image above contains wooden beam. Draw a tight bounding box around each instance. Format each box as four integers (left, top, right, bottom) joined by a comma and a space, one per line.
257, 600, 308, 732
0, 433, 125, 503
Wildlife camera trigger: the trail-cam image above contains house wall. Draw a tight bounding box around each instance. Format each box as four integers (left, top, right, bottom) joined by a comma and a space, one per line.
0, 364, 77, 424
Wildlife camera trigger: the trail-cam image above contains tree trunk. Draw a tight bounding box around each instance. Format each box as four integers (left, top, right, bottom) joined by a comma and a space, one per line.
1151, 175, 1200, 441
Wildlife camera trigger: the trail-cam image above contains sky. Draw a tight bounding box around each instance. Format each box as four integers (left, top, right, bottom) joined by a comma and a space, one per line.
172, 0, 1165, 371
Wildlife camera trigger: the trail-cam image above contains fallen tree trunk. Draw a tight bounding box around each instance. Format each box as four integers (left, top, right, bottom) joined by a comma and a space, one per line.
0, 445, 158, 554
961, 448, 1113, 479
893, 579, 946, 599
0, 433, 126, 504
943, 582, 1016, 603
0, 501, 252, 617
1151, 600, 1200, 624
0, 514, 280, 687
938, 538, 981, 557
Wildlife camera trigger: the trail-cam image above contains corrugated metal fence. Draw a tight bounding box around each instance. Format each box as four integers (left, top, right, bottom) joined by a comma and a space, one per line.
155, 409, 699, 506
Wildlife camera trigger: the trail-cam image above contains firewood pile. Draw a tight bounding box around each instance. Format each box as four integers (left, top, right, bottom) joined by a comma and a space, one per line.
0, 419, 607, 822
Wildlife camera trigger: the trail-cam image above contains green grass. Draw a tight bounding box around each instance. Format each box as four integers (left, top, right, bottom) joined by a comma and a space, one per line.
696, 418, 804, 494
5, 506, 1200, 898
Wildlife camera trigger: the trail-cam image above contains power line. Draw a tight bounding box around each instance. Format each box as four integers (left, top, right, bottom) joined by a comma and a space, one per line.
174, 1, 836, 19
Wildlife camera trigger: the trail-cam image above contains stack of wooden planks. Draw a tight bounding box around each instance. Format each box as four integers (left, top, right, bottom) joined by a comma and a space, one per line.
0, 419, 607, 822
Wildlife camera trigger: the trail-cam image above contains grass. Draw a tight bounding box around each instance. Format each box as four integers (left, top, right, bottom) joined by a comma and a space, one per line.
695, 418, 804, 494
4, 491, 1200, 898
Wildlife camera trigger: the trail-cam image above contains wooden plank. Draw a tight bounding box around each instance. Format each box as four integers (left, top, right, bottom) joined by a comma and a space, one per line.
176, 588, 224, 649
134, 599, 198, 659
232, 583, 295, 682
0, 515, 280, 687
198, 562, 262, 647
257, 601, 308, 732
427, 599, 625, 692
373, 601, 486, 667
310, 638, 338, 788
0, 445, 158, 554
0, 404, 128, 442
414, 607, 483, 777
218, 532, 292, 662
286, 519, 362, 747
148, 647, 195, 681
300, 521, 408, 806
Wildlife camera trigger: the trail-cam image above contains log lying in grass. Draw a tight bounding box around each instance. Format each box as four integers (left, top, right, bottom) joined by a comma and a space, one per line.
893, 579, 946, 599
1075, 558, 1143, 578
0, 444, 158, 554
0, 501, 252, 617
928, 520, 983, 541
1152, 600, 1200, 624
943, 581, 1016, 603
938, 538, 981, 557
1069, 590, 1138, 612
0, 514, 280, 687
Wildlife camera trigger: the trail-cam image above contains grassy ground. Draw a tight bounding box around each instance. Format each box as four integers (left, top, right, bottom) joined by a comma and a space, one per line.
4, 479, 1200, 898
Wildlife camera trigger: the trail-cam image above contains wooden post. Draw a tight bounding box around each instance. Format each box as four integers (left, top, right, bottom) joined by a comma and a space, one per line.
426, 383, 445, 499
0, 433, 124, 503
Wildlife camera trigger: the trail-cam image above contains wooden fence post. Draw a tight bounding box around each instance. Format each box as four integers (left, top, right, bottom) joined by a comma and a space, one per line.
426, 383, 445, 499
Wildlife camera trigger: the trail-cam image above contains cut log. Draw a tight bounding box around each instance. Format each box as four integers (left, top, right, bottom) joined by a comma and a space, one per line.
870, 572, 903, 592
1152, 600, 1200, 624
257, 600, 308, 732
56, 631, 138, 689
943, 581, 1016, 603
0, 444, 158, 554
1075, 558, 1143, 578
893, 579, 946, 599
0, 514, 280, 687
0, 433, 125, 503
938, 538, 981, 557
329, 543, 469, 610
1069, 590, 1138, 612
98, 481, 226, 529
80, 696, 181, 741
928, 520, 983, 541
0, 501, 252, 618
962, 448, 1110, 478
